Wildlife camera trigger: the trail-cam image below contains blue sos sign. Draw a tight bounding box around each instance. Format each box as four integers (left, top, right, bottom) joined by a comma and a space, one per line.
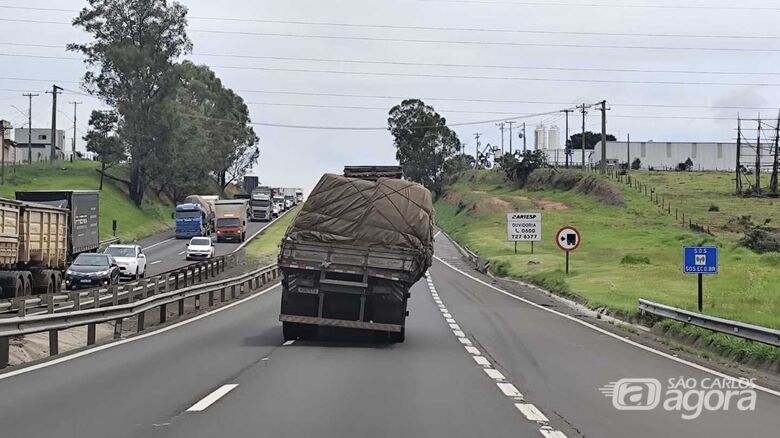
683, 246, 718, 274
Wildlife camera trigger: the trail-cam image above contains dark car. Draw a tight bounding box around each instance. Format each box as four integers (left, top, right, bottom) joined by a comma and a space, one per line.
65, 253, 121, 290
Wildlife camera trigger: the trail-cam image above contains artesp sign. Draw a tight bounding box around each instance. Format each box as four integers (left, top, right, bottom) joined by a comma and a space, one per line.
507, 212, 541, 242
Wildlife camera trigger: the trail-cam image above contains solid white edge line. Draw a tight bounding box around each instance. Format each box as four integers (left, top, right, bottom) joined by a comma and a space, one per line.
186, 384, 239, 412
0, 284, 282, 381
434, 255, 780, 398
515, 403, 549, 423
484, 368, 506, 380
497, 382, 523, 398
434, 230, 441, 238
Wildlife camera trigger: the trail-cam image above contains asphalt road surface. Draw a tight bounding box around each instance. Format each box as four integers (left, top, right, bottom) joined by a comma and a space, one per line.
0, 233, 776, 437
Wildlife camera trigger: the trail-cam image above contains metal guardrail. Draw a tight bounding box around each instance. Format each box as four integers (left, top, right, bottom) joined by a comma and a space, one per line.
457, 243, 490, 274
638, 299, 780, 347
0, 262, 281, 367
98, 237, 121, 251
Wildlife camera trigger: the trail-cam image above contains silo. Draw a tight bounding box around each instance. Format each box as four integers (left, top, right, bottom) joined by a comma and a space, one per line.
534, 124, 547, 150
548, 125, 560, 150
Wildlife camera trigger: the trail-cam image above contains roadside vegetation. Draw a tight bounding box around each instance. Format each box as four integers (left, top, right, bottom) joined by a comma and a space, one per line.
435, 169, 780, 366
245, 207, 300, 265
0, 161, 172, 242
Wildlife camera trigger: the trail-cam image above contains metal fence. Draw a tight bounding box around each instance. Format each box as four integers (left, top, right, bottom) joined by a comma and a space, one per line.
638, 298, 780, 348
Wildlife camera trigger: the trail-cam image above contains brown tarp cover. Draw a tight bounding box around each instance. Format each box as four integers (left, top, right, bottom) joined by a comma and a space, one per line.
284, 174, 434, 272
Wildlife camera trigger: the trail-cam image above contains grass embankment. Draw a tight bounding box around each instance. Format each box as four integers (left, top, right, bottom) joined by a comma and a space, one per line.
0, 161, 173, 242
436, 169, 780, 367
245, 207, 300, 265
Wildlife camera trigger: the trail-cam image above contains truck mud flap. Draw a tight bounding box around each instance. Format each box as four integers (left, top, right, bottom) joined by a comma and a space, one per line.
279, 314, 403, 333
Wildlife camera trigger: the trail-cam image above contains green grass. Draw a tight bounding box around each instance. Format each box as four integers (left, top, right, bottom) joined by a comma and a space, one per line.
245, 207, 300, 265
630, 170, 778, 243
0, 160, 173, 242
436, 170, 780, 330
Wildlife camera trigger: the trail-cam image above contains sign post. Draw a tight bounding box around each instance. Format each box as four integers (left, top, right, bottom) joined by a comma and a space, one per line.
556, 226, 581, 273
507, 212, 541, 254
683, 246, 718, 312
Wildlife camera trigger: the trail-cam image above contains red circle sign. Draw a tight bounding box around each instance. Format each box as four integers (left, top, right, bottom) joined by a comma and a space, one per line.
556, 226, 581, 252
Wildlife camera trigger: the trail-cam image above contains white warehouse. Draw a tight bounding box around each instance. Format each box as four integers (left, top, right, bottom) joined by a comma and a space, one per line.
589, 141, 761, 171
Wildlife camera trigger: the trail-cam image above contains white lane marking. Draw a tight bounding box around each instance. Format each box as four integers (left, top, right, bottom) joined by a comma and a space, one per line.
0, 284, 281, 381
142, 237, 176, 250
150, 260, 162, 265
484, 368, 506, 380
514, 403, 549, 423
446, 318, 456, 324
282, 340, 295, 346
449, 323, 461, 330
458, 337, 472, 346
177, 251, 185, 255
434, 230, 441, 238
443, 313, 452, 318
497, 382, 523, 398
539, 428, 568, 438
186, 384, 239, 412
434, 255, 780, 398
473, 356, 491, 366
453, 330, 466, 337
465, 346, 481, 355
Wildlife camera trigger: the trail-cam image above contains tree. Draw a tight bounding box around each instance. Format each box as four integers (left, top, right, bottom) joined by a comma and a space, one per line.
84, 110, 125, 190
387, 99, 461, 196
497, 150, 548, 185
69, 0, 192, 205
569, 131, 617, 150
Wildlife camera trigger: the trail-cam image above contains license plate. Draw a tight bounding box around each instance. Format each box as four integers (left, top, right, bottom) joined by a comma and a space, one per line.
80, 279, 92, 283
297, 286, 319, 295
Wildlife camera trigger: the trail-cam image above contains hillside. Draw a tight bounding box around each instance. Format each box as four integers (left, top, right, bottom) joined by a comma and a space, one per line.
436, 169, 780, 330
0, 161, 173, 242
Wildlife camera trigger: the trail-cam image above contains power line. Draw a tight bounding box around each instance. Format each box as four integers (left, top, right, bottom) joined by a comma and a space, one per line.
415, 0, 780, 11
8, 50, 780, 78
1, 13, 780, 40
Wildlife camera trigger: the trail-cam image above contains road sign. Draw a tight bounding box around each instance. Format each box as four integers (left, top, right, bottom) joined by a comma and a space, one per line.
556, 226, 581, 252
507, 212, 541, 242
683, 246, 718, 275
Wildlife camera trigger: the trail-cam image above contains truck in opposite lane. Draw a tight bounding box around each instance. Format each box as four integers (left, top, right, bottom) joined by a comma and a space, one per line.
175, 195, 216, 239
277, 166, 434, 343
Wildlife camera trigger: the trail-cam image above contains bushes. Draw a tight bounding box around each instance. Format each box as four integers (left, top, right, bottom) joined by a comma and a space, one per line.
621, 254, 651, 265
631, 158, 642, 170
708, 204, 720, 212
524, 169, 626, 206
740, 228, 780, 254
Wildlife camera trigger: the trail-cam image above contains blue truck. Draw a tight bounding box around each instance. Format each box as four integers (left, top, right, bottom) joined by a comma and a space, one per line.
175, 195, 216, 239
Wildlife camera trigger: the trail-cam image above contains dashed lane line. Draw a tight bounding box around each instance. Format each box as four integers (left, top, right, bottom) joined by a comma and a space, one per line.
186, 384, 239, 412
515, 403, 550, 423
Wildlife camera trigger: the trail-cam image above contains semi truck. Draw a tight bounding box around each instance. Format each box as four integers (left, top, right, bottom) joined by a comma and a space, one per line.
214, 199, 249, 242
277, 166, 434, 343
0, 197, 68, 298
280, 187, 298, 205
249, 186, 273, 222
175, 195, 216, 238
15, 190, 99, 261
295, 188, 303, 204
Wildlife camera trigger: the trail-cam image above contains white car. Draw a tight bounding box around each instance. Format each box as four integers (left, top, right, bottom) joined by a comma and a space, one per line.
186, 236, 215, 260
104, 244, 147, 279
271, 204, 280, 217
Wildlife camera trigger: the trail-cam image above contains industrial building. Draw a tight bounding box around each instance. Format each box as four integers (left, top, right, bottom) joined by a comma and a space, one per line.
13, 128, 65, 163
533, 124, 560, 151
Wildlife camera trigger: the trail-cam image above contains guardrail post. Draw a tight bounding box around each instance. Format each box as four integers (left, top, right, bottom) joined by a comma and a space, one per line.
198, 264, 203, 282
16, 299, 26, 317
49, 330, 58, 356
205, 262, 210, 280
92, 289, 100, 309
177, 270, 183, 289
0, 336, 9, 368
71, 292, 81, 311
220, 287, 226, 303
154, 276, 161, 295
47, 294, 55, 313
195, 294, 201, 310
231, 284, 237, 299
159, 304, 167, 324
178, 298, 184, 316
113, 318, 123, 339
137, 312, 145, 332
190, 267, 196, 286
209, 289, 215, 307
112, 284, 119, 306
87, 323, 96, 345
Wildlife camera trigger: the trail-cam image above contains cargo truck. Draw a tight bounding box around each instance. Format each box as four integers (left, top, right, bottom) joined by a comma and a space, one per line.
0, 197, 68, 298
15, 190, 99, 261
249, 186, 272, 222
215, 199, 249, 242
294, 188, 303, 204
278, 166, 434, 343
175, 195, 216, 238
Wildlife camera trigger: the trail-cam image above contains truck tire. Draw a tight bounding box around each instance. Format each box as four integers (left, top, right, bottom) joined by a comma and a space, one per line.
21, 273, 32, 297
0, 272, 23, 299
54, 271, 63, 293
42, 275, 55, 295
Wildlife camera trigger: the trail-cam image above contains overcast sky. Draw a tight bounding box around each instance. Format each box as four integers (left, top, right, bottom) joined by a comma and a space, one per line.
2, 0, 780, 192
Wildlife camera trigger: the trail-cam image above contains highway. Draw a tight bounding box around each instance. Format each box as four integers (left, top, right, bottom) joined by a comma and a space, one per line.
0, 234, 777, 437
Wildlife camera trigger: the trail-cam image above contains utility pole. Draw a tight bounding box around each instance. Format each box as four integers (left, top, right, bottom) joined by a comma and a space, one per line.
598, 100, 609, 174
47, 84, 63, 162
495, 122, 505, 155
756, 116, 761, 194
522, 122, 527, 152
507, 121, 515, 155
473, 132, 481, 169
561, 109, 573, 168
626, 133, 631, 174
69, 101, 82, 161
0, 119, 8, 184
736, 116, 742, 194
23, 93, 39, 163
771, 110, 780, 195
577, 104, 590, 169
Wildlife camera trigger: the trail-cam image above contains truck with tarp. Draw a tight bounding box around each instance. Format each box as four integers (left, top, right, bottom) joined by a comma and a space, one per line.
277, 166, 433, 343
175, 195, 216, 239
0, 197, 68, 298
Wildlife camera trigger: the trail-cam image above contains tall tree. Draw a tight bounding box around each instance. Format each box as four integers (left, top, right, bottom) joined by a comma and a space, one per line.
68, 0, 192, 205
569, 131, 617, 150
387, 99, 461, 196
84, 110, 125, 190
